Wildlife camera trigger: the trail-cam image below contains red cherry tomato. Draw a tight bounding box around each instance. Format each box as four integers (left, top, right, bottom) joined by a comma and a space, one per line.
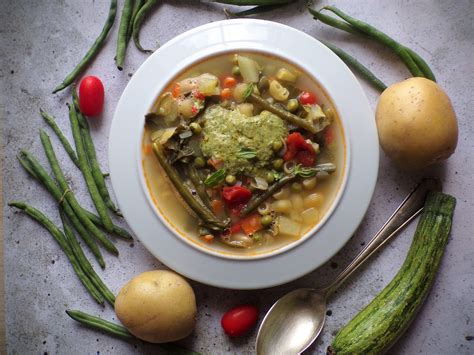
221, 305, 259, 337
298, 91, 317, 105
222, 186, 252, 209
79, 76, 104, 116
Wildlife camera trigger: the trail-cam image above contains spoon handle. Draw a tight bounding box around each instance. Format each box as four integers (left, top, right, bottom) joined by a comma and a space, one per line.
324, 178, 441, 296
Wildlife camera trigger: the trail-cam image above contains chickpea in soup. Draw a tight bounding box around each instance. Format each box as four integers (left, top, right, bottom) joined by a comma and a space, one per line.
142, 53, 345, 254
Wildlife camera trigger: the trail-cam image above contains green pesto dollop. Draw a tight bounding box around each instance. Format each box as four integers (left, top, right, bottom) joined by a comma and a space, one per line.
200, 105, 288, 175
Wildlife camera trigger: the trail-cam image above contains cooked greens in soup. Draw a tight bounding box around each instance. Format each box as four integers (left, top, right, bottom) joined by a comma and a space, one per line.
142, 52, 345, 254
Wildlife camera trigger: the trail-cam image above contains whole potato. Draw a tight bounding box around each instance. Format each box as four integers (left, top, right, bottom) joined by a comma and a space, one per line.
375, 77, 458, 169
115, 270, 196, 343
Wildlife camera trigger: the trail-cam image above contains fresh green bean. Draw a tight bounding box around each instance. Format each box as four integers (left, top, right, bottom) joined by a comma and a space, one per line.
71, 89, 110, 176
71, 86, 81, 112
60, 212, 116, 306
40, 109, 79, 167
132, 0, 159, 53
404, 47, 436, 81
224, 4, 289, 18
40, 130, 118, 255
152, 142, 228, 231
128, 0, 145, 43
309, 8, 359, 35
116, 0, 134, 70
53, 0, 118, 93
18, 150, 105, 268
72, 90, 120, 216
66, 310, 133, 339
241, 174, 297, 216
310, 7, 436, 81
18, 150, 129, 242
248, 93, 317, 133
81, 124, 120, 214
69, 104, 114, 232
185, 165, 213, 210
81, 208, 133, 240
320, 40, 387, 92
65, 310, 202, 353
321, 6, 424, 77
17, 153, 39, 179
8, 202, 104, 305
213, 0, 294, 5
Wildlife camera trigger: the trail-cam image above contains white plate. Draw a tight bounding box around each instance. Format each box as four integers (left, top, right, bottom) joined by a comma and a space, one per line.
109, 19, 378, 289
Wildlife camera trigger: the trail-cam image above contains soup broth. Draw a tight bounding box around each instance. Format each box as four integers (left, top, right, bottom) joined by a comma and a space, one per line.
142, 52, 345, 256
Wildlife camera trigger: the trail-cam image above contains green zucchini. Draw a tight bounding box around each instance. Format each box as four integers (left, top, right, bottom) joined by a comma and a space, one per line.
328, 191, 456, 355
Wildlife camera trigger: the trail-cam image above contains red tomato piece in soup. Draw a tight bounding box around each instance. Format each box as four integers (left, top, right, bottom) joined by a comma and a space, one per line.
298, 91, 317, 105
222, 186, 252, 209
296, 150, 316, 166
79, 76, 104, 116
283, 132, 316, 166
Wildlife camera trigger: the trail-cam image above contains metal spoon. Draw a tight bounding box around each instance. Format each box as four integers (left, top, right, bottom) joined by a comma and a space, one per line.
256, 178, 441, 355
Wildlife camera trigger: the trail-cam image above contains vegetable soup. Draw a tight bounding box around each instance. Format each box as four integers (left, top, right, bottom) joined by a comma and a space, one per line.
142, 52, 345, 255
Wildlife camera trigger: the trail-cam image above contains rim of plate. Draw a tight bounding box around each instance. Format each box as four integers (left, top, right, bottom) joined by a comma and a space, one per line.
136, 47, 350, 261
109, 19, 379, 289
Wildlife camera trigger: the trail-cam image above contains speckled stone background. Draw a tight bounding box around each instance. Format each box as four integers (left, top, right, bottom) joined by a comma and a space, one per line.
2, 1, 473, 354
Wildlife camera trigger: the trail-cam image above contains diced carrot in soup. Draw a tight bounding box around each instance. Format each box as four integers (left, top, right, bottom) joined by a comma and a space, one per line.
241, 214, 263, 235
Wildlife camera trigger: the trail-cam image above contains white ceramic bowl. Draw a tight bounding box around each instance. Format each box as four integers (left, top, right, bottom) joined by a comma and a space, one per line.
110, 19, 378, 289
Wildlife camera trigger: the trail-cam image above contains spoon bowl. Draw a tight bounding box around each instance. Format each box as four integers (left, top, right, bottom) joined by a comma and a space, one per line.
256, 289, 327, 355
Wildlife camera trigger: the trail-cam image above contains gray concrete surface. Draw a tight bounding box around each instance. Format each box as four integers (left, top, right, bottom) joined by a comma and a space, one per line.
1, 1, 473, 354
